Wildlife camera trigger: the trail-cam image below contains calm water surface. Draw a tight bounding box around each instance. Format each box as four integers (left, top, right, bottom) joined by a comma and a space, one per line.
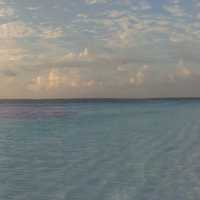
0, 100, 200, 200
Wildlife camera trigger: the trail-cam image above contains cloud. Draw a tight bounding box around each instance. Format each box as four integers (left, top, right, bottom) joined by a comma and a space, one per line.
61, 48, 94, 62
77, 13, 88, 19
129, 65, 150, 86
169, 31, 192, 43
85, 0, 111, 5
0, 21, 33, 39
0, 1, 15, 17
105, 17, 135, 47
28, 76, 43, 91
163, 1, 187, 17
108, 10, 124, 18
168, 60, 193, 82
0, 47, 25, 62
194, 0, 200, 7
104, 14, 171, 48
0, 7, 15, 17
86, 80, 96, 87
0, 69, 16, 84
117, 66, 127, 72
0, 69, 16, 77
117, 65, 151, 86
176, 60, 192, 78
91, 1, 195, 48
28, 69, 77, 91
40, 27, 64, 39
104, 8, 199, 48
28, 68, 97, 92
26, 6, 40, 11
176, 67, 192, 78
0, 39, 27, 69
132, 1, 152, 11
139, 1, 152, 10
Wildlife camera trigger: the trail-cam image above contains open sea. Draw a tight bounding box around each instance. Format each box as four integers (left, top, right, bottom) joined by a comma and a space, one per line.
1, 99, 200, 200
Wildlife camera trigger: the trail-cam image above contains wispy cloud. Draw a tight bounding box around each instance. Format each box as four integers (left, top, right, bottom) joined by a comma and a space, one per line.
61, 48, 94, 62
85, 0, 111, 5
0, 21, 33, 39
167, 59, 193, 82
0, 7, 15, 17
39, 27, 64, 39
163, 1, 187, 17
131, 1, 152, 11
0, 0, 15, 17
0, 39, 27, 70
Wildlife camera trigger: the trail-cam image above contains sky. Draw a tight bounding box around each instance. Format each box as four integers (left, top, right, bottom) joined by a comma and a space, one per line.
0, 0, 200, 98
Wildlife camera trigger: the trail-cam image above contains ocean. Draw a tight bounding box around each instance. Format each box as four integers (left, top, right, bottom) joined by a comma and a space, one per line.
0, 99, 200, 200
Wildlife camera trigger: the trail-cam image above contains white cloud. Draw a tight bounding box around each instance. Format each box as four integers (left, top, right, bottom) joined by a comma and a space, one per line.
176, 67, 192, 78
40, 27, 64, 39
129, 77, 135, 84
142, 65, 150, 70
29, 69, 78, 91
129, 65, 150, 86
129, 71, 145, 86
169, 31, 192, 42
28, 68, 97, 92
104, 14, 171, 47
0, 21, 33, 39
29, 76, 43, 91
61, 48, 94, 62
117, 66, 127, 72
168, 60, 193, 82
163, 2, 186, 17
131, 1, 152, 11
0, 20, 31, 71
77, 13, 88, 19
0, 48, 25, 62
0, 1, 15, 17
109, 10, 124, 18
136, 71, 145, 84
0, 7, 14, 17
86, 80, 96, 87
85, 0, 111, 5
93, 0, 199, 48
26, 6, 40, 11
85, 0, 97, 4
47, 69, 63, 89
0, 39, 27, 68
140, 1, 152, 10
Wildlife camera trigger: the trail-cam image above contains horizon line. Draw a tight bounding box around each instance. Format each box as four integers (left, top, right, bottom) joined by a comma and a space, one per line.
1, 97, 200, 101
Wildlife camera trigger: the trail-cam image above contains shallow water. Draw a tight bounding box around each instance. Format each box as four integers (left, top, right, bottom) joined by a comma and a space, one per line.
0, 100, 200, 200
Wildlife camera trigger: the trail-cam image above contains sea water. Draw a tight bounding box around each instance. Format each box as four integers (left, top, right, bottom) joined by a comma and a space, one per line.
0, 100, 200, 200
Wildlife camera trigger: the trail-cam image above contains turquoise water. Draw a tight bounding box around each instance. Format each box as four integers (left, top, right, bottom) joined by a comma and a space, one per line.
1, 100, 200, 200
